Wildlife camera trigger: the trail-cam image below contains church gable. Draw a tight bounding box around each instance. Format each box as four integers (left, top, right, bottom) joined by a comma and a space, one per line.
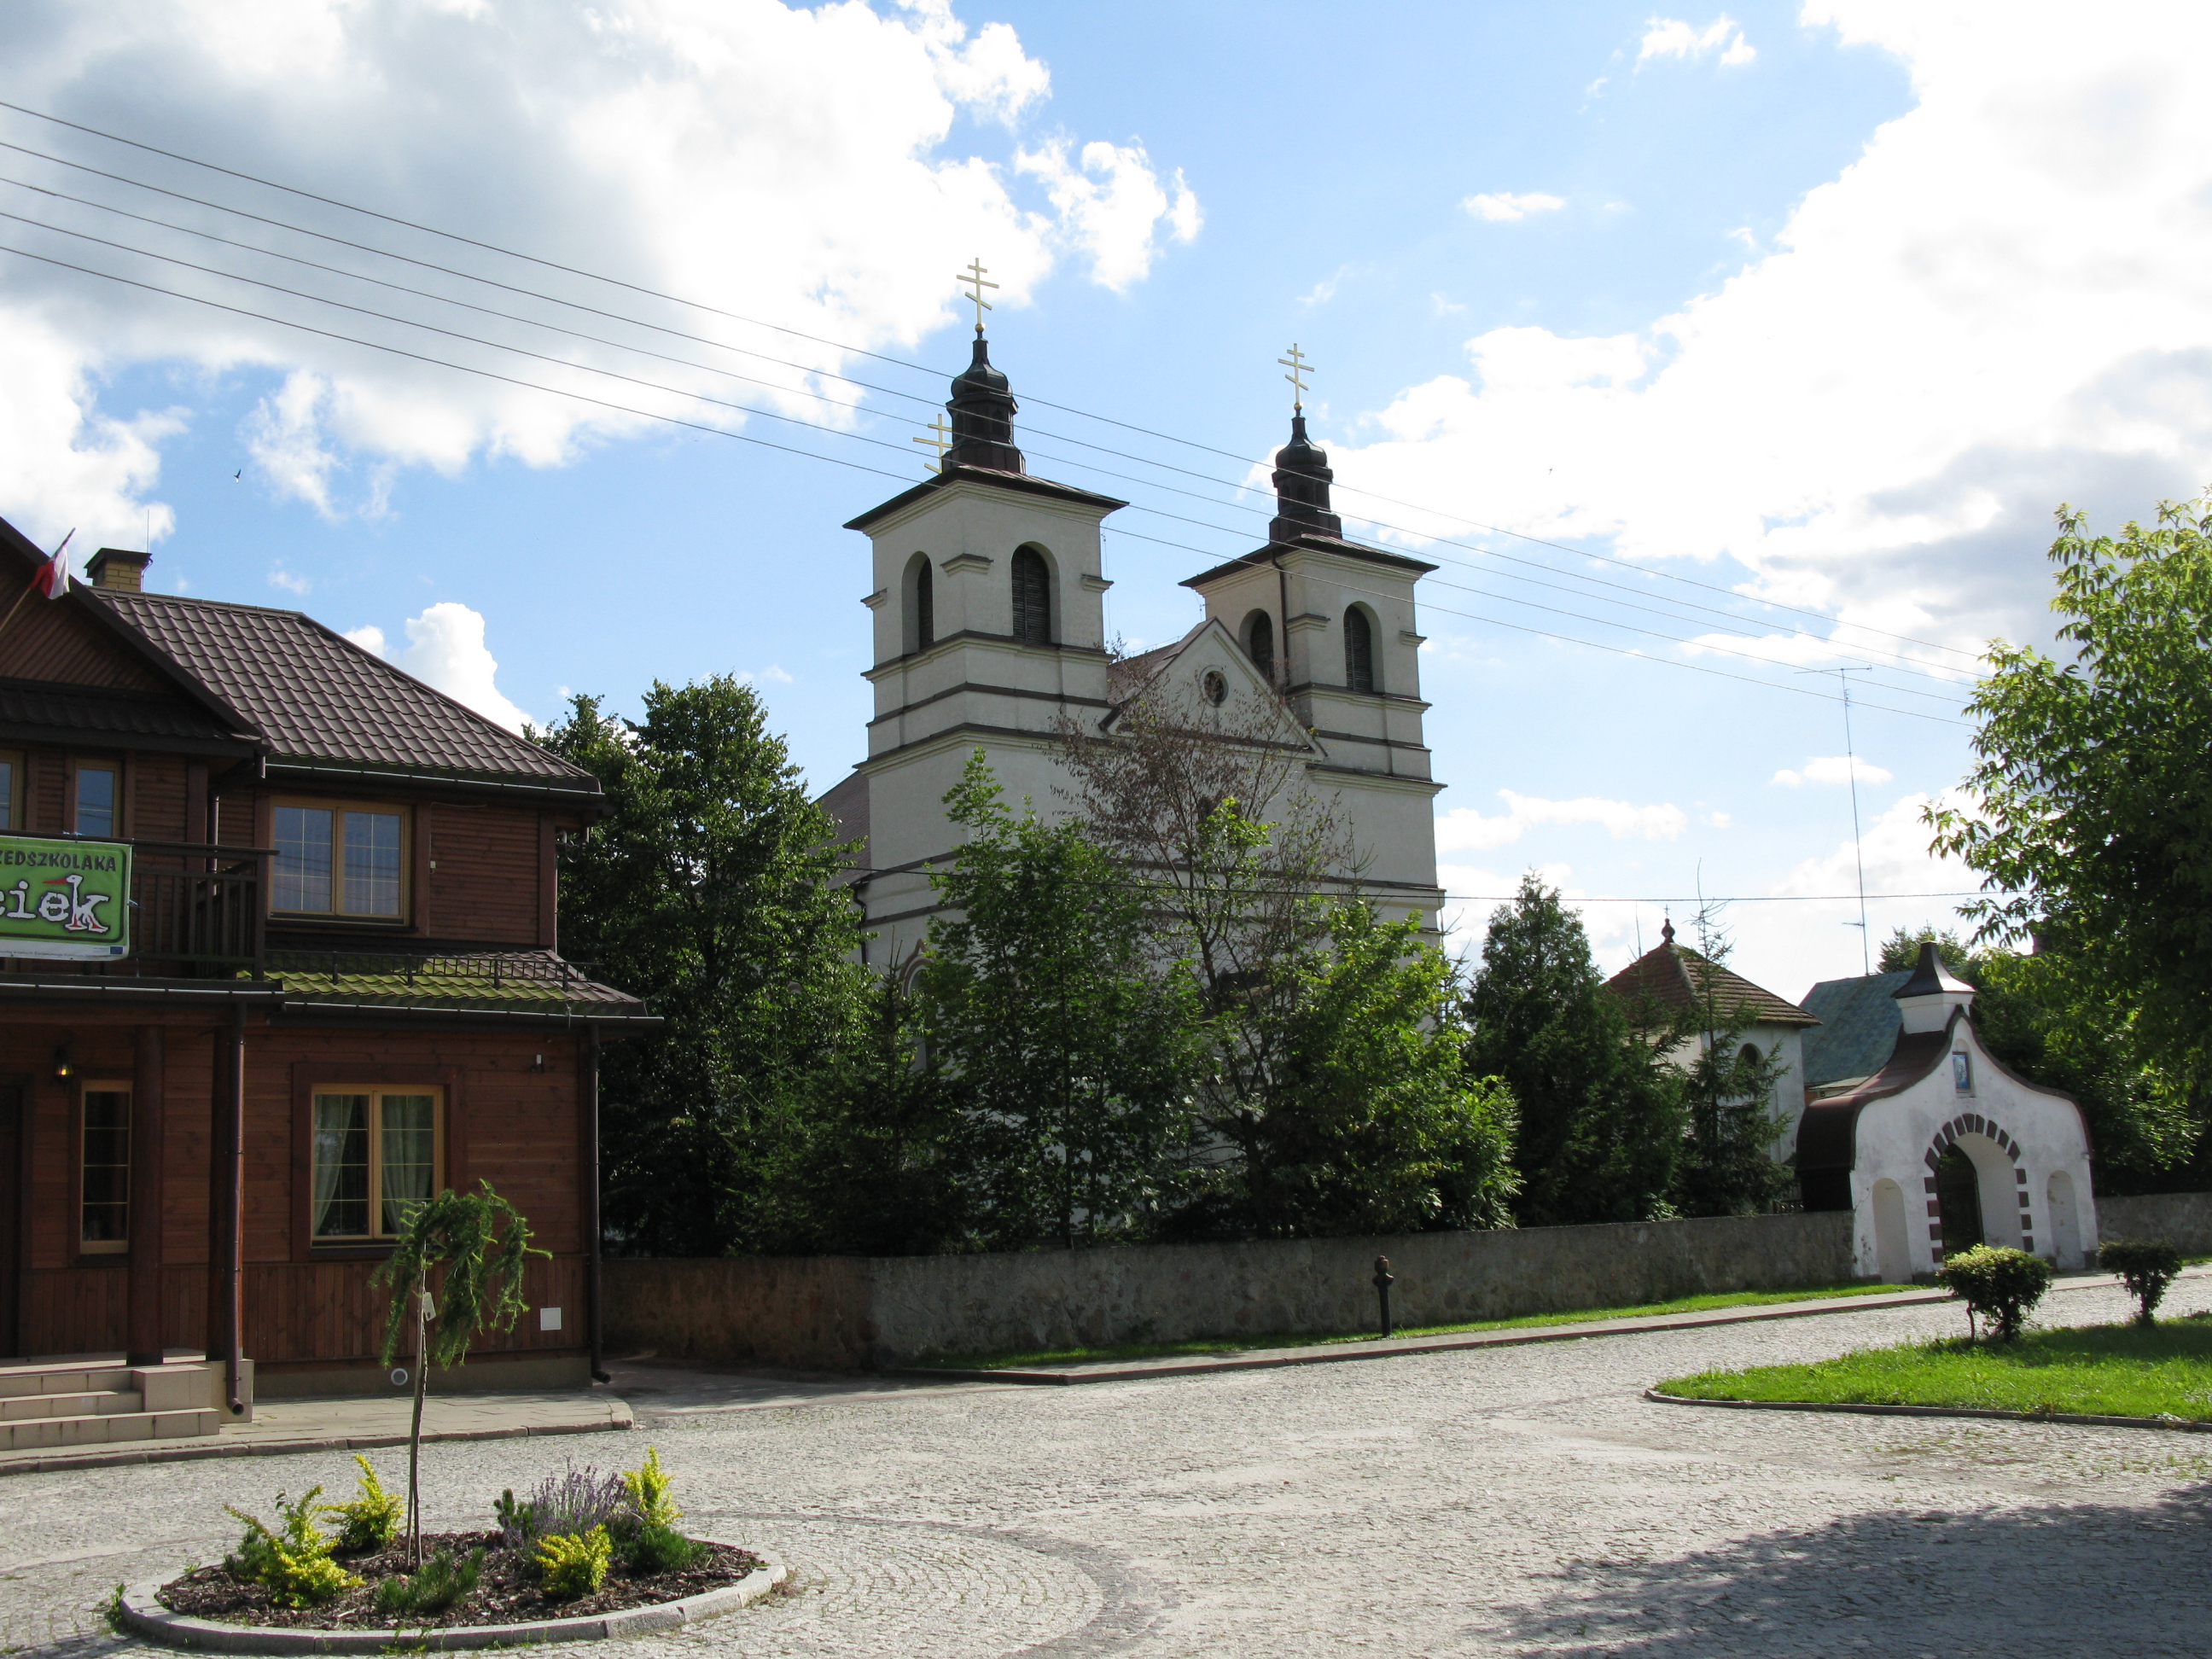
1107, 617, 1324, 760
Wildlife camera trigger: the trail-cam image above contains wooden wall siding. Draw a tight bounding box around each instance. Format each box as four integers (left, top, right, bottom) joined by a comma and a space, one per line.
0, 589, 170, 693
423, 805, 544, 945
129, 754, 192, 846
22, 1265, 125, 1356
242, 1254, 585, 1365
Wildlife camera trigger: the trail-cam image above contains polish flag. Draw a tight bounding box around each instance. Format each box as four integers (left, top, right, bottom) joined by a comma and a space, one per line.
33, 529, 73, 598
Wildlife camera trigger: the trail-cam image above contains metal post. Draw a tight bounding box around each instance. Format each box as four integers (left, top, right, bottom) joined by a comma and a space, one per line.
1372, 1255, 1395, 1340
222, 1005, 245, 1413
125, 1025, 166, 1366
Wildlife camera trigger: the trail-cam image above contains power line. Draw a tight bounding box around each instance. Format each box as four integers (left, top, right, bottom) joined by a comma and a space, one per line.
1444, 891, 2002, 905
0, 100, 1990, 669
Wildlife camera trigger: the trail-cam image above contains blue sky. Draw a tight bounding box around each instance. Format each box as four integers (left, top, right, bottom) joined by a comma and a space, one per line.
8, 1, 2209, 995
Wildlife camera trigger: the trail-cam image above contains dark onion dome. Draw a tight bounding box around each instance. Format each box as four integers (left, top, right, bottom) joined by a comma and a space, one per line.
1269, 413, 1342, 542
944, 335, 1023, 474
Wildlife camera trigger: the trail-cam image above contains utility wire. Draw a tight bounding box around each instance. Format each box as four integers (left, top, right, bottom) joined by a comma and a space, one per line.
0, 100, 1990, 668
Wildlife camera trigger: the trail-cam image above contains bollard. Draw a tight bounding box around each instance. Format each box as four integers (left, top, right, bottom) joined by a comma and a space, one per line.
1372, 1254, 1395, 1339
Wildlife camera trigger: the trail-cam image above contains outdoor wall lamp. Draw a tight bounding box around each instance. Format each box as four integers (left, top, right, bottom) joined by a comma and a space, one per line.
53, 1043, 74, 1080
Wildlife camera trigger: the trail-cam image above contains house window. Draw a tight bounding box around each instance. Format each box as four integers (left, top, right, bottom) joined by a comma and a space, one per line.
1011, 547, 1051, 644
274, 803, 408, 918
311, 1088, 441, 1240
914, 558, 934, 651
1344, 607, 1376, 693
73, 763, 118, 838
1953, 1051, 1973, 1092
0, 749, 17, 830
1245, 611, 1276, 681
81, 1086, 131, 1252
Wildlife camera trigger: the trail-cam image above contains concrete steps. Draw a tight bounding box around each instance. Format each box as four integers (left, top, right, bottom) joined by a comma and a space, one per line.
0, 1357, 236, 1451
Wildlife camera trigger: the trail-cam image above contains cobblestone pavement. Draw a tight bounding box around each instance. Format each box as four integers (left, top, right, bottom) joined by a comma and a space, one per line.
4, 1276, 2209, 1658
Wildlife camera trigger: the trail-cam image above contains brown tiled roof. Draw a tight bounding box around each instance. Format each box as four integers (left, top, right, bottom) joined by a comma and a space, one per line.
87, 590, 594, 791
266, 947, 652, 1022
1604, 937, 1819, 1027
0, 678, 251, 749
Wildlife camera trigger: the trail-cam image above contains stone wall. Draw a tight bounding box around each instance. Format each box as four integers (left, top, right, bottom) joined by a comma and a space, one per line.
604, 1210, 1856, 1371
2098, 1190, 2212, 1255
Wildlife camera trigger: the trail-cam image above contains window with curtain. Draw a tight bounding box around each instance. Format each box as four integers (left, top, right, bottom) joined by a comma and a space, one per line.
0, 751, 17, 830
1245, 611, 1275, 681
274, 802, 407, 918
81, 1086, 130, 1251
311, 1089, 442, 1241
1343, 607, 1376, 694
914, 557, 934, 652
74, 763, 117, 837
1011, 547, 1051, 644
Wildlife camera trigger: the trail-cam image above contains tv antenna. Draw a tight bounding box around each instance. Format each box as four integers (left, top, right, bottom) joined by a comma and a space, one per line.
1802, 666, 1876, 974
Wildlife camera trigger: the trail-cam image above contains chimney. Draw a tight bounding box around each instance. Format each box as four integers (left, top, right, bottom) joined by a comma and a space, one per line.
86, 548, 150, 592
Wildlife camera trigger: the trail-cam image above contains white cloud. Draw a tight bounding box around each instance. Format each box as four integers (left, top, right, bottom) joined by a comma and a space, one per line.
343, 625, 387, 656
1016, 140, 1202, 291
1463, 190, 1567, 223
1773, 754, 1893, 788
266, 567, 311, 596
0, 0, 1196, 542
1639, 16, 1754, 65
1436, 789, 1689, 853
1330, 5, 2212, 667
756, 665, 795, 684
397, 602, 532, 733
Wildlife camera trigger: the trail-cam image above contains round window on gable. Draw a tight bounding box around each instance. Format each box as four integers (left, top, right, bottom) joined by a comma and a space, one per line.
1202, 669, 1228, 706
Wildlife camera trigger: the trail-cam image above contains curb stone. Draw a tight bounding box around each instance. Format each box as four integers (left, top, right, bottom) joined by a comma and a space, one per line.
0, 1401, 632, 1480
115, 1548, 784, 1653
1643, 1388, 2212, 1434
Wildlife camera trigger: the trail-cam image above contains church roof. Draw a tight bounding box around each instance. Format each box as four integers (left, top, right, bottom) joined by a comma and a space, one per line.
842, 462, 1126, 533
1603, 926, 1819, 1028
1179, 532, 1438, 590
1801, 969, 1912, 1086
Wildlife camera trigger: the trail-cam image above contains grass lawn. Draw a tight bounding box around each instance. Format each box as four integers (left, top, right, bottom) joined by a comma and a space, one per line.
1656, 1315, 2212, 1421
909, 1279, 1922, 1371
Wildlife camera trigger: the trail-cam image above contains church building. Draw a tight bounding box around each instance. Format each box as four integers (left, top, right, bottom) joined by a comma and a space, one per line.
820, 328, 1447, 967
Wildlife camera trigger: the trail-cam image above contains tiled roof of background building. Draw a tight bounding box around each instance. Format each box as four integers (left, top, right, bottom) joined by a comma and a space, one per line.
1604, 936, 1820, 1028
1800, 969, 1913, 1086
88, 590, 593, 789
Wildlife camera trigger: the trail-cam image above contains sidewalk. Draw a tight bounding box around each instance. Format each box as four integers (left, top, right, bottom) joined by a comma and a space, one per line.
899, 1266, 2210, 1386
0, 1387, 632, 1478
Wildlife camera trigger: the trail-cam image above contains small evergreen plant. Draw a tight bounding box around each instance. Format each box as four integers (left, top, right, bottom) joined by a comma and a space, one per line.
2099, 1238, 2184, 1325
323, 1456, 403, 1554
223, 1488, 361, 1609
535, 1526, 613, 1600
373, 1545, 483, 1618
1937, 1244, 2055, 1341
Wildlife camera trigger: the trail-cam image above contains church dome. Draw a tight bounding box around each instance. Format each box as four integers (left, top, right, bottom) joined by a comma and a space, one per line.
944, 336, 1024, 474
1269, 413, 1342, 541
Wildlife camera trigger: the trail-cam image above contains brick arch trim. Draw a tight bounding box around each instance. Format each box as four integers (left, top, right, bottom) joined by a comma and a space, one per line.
1922, 1111, 2035, 1254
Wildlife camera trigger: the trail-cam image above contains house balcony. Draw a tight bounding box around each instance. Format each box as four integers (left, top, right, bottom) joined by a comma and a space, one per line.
0, 839, 269, 982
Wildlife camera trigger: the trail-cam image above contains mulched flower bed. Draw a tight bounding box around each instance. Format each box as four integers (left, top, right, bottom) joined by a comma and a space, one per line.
158, 1531, 765, 1630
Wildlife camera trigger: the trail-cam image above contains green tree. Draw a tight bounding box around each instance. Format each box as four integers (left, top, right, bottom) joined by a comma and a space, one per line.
1185, 898, 1518, 1238
372, 1183, 539, 1563
919, 753, 1201, 1249
1464, 876, 1683, 1226
1931, 496, 2212, 1129
538, 680, 869, 1256
1656, 909, 1793, 1219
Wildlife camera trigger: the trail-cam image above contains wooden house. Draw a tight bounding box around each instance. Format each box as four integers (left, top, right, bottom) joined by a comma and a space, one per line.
0, 519, 651, 1449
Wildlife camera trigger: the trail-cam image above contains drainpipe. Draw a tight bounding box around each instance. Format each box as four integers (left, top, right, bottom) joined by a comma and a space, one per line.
584, 1023, 607, 1383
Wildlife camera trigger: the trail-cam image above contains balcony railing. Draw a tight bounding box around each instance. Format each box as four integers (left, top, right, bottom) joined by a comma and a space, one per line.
127, 840, 269, 977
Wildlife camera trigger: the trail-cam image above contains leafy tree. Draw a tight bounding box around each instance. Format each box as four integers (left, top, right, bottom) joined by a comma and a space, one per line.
1179, 898, 1518, 1238
1931, 496, 2212, 1115
1464, 876, 1684, 1226
372, 1183, 539, 1563
919, 753, 1202, 1249
1877, 924, 1982, 976
1650, 909, 1793, 1218
538, 680, 870, 1256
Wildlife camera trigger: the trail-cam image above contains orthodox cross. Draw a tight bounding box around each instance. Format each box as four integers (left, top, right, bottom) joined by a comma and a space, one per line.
913, 412, 950, 474
1278, 342, 1313, 412
957, 258, 998, 334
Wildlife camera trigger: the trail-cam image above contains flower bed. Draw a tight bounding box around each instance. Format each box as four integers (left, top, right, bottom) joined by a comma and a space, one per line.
158, 1530, 764, 1631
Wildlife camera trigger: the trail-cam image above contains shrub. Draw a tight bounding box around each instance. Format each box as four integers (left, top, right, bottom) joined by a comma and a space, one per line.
1937, 1244, 2055, 1341
535, 1527, 613, 1600
2100, 1238, 2185, 1325
324, 1456, 403, 1555
624, 1522, 706, 1576
526, 1464, 626, 1540
224, 1488, 362, 1609
620, 1446, 681, 1531
493, 1488, 538, 1548
374, 1545, 483, 1619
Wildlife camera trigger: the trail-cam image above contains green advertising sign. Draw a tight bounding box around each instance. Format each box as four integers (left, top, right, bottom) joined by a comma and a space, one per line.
0, 835, 132, 959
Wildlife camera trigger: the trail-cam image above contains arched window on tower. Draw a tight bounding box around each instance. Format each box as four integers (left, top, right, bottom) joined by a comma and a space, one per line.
913, 557, 934, 653
1344, 606, 1376, 693
1245, 610, 1275, 682
1011, 547, 1051, 644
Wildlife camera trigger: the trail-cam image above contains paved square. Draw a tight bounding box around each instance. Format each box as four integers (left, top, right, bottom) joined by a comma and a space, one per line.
5, 1276, 2209, 1657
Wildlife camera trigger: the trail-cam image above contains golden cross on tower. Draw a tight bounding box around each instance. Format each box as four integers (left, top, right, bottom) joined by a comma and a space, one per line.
913, 412, 950, 474
1278, 342, 1314, 412
956, 257, 998, 335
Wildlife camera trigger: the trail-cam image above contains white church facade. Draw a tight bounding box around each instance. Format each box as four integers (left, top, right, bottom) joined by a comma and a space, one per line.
818, 329, 1446, 969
